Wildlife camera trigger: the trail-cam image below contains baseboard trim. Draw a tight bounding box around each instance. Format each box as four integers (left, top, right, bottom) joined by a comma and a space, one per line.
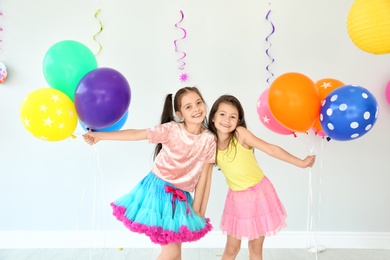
1, 231, 389, 249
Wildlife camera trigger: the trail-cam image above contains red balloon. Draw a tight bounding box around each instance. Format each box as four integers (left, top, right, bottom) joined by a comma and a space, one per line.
268, 72, 320, 133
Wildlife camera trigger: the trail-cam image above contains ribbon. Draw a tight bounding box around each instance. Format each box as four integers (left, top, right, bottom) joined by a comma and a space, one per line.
165, 185, 191, 216
174, 10, 188, 82
93, 8, 103, 56
265, 6, 275, 85
0, 11, 3, 48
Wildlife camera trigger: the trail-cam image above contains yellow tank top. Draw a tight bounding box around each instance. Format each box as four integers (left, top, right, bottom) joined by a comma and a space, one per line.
217, 138, 265, 191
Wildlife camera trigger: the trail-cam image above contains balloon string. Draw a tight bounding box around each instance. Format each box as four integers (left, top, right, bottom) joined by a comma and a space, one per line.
71, 144, 95, 260
72, 145, 107, 259
93, 8, 103, 56
306, 169, 319, 260
265, 6, 275, 85
174, 10, 188, 82
300, 133, 325, 258
92, 146, 107, 251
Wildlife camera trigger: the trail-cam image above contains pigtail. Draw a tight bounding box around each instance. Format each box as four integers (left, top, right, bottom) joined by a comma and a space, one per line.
153, 94, 175, 159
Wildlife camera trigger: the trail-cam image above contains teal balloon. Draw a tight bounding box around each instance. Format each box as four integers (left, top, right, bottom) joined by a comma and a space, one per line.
42, 40, 98, 101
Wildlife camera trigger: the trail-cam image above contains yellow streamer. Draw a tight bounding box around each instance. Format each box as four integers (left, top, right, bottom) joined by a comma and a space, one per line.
93, 8, 103, 56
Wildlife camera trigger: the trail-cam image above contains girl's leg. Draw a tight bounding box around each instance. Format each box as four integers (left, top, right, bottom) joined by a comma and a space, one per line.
248, 236, 265, 260
157, 243, 182, 260
222, 235, 242, 260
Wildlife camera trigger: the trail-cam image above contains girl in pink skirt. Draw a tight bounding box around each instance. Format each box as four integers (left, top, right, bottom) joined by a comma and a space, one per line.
208, 95, 316, 260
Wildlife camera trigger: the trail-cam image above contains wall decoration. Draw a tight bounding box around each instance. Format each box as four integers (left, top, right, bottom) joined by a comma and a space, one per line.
174, 10, 188, 82
0, 62, 6, 83
0, 10, 3, 50
265, 5, 275, 85
347, 0, 390, 54
0, 11, 6, 84
93, 8, 103, 56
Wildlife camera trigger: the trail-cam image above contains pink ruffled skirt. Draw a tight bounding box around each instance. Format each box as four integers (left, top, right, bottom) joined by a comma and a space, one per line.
220, 176, 287, 240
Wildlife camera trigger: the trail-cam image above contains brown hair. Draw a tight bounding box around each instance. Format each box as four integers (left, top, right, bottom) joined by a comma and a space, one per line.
153, 86, 208, 159
208, 95, 247, 163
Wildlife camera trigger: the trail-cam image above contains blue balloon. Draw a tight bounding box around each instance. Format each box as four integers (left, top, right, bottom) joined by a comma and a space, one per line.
79, 111, 129, 132
320, 85, 379, 141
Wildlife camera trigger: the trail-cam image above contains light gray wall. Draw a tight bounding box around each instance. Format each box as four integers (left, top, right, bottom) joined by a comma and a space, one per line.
1, 0, 389, 239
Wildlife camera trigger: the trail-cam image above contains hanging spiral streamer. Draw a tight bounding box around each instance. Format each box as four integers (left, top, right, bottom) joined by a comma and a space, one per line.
174, 10, 188, 82
0, 11, 3, 48
93, 8, 103, 56
265, 6, 275, 85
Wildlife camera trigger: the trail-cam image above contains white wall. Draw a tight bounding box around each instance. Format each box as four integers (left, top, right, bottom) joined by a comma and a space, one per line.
1, 0, 390, 249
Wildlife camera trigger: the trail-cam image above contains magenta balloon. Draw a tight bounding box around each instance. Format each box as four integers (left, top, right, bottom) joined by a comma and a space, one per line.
386, 80, 390, 105
75, 67, 131, 130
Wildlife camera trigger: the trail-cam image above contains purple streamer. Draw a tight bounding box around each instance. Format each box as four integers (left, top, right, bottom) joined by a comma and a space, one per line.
265, 8, 275, 84
0, 11, 3, 46
174, 10, 188, 81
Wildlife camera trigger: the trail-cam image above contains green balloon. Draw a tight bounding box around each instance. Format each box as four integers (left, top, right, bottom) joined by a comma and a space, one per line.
42, 40, 98, 101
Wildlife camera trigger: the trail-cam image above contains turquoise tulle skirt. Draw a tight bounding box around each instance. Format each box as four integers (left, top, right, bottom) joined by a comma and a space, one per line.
111, 172, 212, 245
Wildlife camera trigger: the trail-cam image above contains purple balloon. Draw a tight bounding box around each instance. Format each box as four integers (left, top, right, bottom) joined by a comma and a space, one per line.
75, 67, 131, 130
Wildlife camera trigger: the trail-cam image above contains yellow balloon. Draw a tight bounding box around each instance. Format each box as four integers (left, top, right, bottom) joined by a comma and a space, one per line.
347, 0, 390, 54
20, 88, 78, 141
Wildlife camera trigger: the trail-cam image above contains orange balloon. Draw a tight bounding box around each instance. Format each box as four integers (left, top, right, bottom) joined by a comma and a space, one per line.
313, 118, 322, 133
268, 72, 320, 133
313, 78, 345, 133
315, 78, 345, 100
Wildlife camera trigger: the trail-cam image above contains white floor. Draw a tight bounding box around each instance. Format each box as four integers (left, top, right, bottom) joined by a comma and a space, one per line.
1, 248, 390, 260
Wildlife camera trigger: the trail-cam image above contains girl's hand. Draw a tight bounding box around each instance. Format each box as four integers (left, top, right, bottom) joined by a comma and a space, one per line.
303, 155, 316, 168
83, 132, 100, 145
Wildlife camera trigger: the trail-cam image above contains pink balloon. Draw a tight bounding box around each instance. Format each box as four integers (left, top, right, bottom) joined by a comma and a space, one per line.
257, 88, 294, 135
386, 80, 390, 105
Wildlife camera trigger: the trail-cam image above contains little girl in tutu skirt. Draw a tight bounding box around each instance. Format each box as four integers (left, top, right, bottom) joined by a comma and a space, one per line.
83, 87, 216, 259
208, 95, 316, 260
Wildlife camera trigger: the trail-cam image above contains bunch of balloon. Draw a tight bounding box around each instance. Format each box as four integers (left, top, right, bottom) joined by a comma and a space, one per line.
267, 72, 325, 254
268, 72, 321, 133
74, 67, 131, 131
319, 85, 378, 141
312, 78, 345, 138
20, 40, 98, 141
256, 88, 294, 136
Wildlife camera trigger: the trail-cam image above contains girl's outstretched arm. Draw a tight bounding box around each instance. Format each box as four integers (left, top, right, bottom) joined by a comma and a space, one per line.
193, 163, 213, 217
83, 129, 148, 145
236, 126, 316, 168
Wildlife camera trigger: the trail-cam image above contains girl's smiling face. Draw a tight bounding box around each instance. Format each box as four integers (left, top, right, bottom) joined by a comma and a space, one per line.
176, 91, 206, 125
212, 102, 239, 134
